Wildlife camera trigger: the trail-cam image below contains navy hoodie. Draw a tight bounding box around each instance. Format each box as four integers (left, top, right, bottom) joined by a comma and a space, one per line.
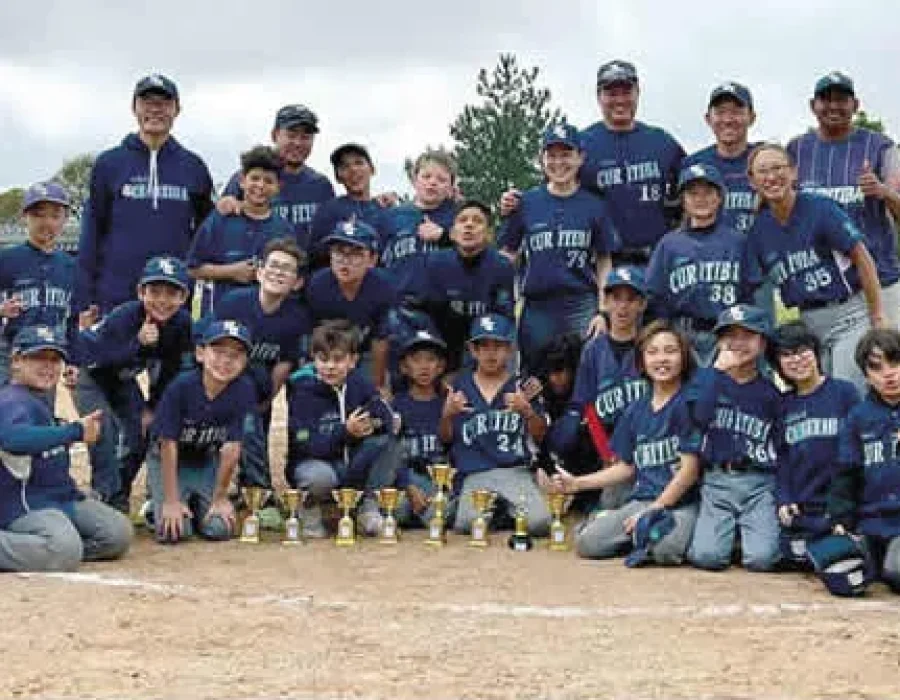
76, 133, 213, 313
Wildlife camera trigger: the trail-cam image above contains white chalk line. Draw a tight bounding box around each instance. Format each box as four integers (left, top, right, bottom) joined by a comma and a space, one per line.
18, 571, 900, 620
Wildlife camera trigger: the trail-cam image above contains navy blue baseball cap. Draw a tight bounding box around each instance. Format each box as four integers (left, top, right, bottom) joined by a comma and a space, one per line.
708, 81, 754, 110
806, 534, 875, 597
140, 256, 190, 292
400, 328, 448, 357
12, 325, 68, 361
542, 123, 582, 151
133, 73, 179, 102
603, 266, 647, 296
597, 60, 638, 88
468, 314, 516, 344
21, 181, 70, 212
814, 71, 855, 98
678, 163, 727, 194
200, 320, 252, 351
624, 509, 676, 568
274, 104, 319, 132
713, 304, 772, 338
323, 219, 378, 251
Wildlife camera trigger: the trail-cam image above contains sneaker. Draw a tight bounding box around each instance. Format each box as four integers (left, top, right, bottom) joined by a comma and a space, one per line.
358, 498, 383, 537
139, 499, 155, 531
258, 505, 284, 531
301, 505, 327, 539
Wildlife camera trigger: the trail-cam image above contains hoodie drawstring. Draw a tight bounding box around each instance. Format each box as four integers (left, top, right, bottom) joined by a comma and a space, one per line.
148, 149, 160, 210
335, 384, 349, 466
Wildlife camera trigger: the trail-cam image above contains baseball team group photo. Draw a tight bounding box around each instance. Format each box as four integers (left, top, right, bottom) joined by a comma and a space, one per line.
3, 4, 900, 698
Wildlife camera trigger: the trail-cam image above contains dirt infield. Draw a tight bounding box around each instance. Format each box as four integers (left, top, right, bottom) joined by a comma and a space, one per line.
3, 389, 895, 699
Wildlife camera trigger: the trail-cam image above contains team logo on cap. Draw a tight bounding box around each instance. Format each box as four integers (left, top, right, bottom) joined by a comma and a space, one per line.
618, 268, 631, 281
36, 327, 55, 342
828, 72, 844, 83
553, 124, 568, 139
689, 164, 706, 178
720, 82, 737, 93
34, 183, 48, 196
147, 74, 165, 87
341, 220, 356, 237
222, 320, 241, 335
730, 306, 745, 321
480, 317, 496, 332
415, 330, 432, 341
158, 258, 176, 275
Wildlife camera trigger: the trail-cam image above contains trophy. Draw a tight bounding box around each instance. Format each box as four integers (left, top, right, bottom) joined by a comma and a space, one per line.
469, 489, 496, 547
376, 488, 401, 544
425, 462, 456, 546
282, 489, 306, 545
240, 486, 265, 543
333, 488, 363, 546
508, 494, 534, 551
547, 492, 568, 551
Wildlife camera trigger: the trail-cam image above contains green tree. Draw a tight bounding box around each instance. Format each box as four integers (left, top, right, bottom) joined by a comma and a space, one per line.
449, 53, 565, 214
853, 110, 885, 134
54, 152, 95, 213
0, 188, 24, 224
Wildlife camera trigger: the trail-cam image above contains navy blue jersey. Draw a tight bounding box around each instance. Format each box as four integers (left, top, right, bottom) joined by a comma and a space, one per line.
449, 371, 545, 481
212, 288, 312, 402
611, 388, 701, 503
579, 120, 685, 251
835, 394, 900, 538
498, 185, 620, 299
394, 391, 445, 488
0, 242, 76, 348
646, 221, 749, 323
745, 192, 865, 309
423, 247, 515, 367
305, 267, 397, 352
186, 210, 294, 315
308, 196, 390, 265
789, 129, 900, 286
76, 133, 214, 313
151, 368, 256, 467
779, 377, 859, 509
223, 165, 335, 250
688, 367, 782, 470
0, 384, 84, 528
380, 200, 456, 300
571, 335, 648, 431
79, 301, 193, 406
683, 145, 759, 233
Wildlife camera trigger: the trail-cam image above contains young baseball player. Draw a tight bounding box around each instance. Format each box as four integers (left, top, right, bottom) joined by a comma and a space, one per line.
770, 321, 860, 566
423, 199, 515, 374
187, 145, 294, 316
218, 104, 335, 249
745, 143, 885, 393
684, 82, 759, 233
308, 143, 390, 269
211, 237, 312, 501
647, 163, 750, 366
498, 124, 620, 372
442, 314, 552, 536
687, 304, 783, 572
305, 220, 397, 391
392, 329, 448, 528
0, 182, 76, 386
552, 320, 700, 564
76, 256, 193, 513
286, 320, 399, 538
830, 328, 900, 592
0, 325, 132, 572
150, 320, 256, 543
380, 150, 458, 303
76, 73, 214, 316
789, 72, 900, 327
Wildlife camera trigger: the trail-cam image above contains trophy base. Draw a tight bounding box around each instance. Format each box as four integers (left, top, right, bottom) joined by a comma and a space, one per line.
508, 533, 533, 552
239, 520, 260, 544
469, 538, 489, 548
335, 537, 357, 547
549, 526, 568, 551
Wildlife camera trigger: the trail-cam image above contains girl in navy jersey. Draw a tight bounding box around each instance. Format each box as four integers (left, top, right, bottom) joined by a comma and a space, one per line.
648, 163, 750, 366
499, 124, 620, 373
553, 320, 701, 565
745, 143, 885, 393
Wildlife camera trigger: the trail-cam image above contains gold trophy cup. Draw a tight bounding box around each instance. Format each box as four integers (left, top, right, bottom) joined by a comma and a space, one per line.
547, 492, 568, 551
282, 489, 306, 545
469, 489, 496, 547
240, 486, 265, 543
376, 488, 401, 544
425, 463, 456, 546
333, 488, 363, 546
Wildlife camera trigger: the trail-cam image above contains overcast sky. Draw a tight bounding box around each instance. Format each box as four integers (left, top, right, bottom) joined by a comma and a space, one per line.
1, 0, 899, 197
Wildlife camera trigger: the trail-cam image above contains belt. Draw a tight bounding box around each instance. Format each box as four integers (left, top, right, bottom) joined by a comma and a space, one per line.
708, 459, 768, 474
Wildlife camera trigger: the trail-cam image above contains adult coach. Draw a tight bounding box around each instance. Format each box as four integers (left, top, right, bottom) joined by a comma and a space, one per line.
75, 74, 214, 315
503, 61, 684, 268
218, 104, 335, 249
788, 72, 900, 327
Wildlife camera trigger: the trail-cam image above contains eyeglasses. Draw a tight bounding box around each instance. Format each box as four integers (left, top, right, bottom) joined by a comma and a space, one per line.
777, 346, 813, 360
264, 261, 299, 276
330, 248, 370, 264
